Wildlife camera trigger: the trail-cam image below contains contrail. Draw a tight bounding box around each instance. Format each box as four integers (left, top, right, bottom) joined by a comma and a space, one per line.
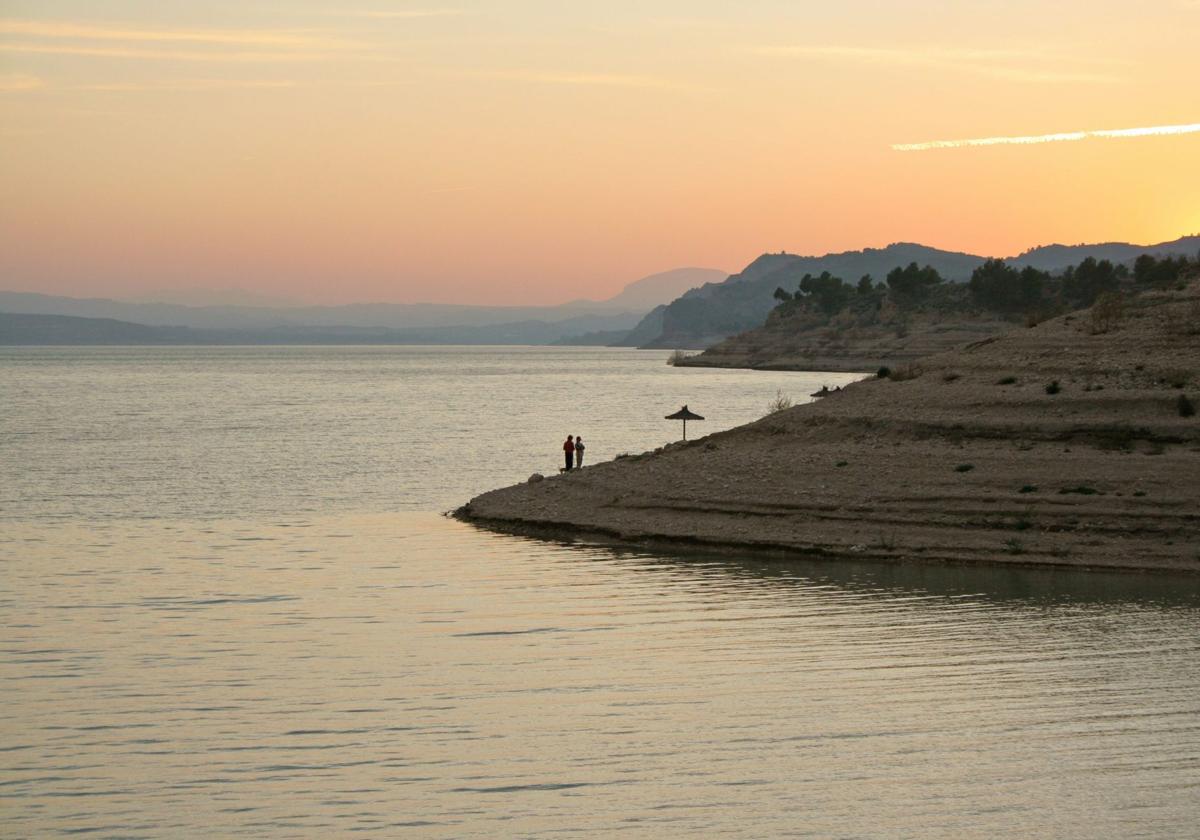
893, 121, 1200, 151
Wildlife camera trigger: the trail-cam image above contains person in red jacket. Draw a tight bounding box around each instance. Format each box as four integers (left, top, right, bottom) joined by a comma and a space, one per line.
563, 435, 575, 471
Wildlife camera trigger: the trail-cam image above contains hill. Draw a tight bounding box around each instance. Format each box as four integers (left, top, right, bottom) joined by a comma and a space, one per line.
630, 236, 1200, 349
682, 245, 1200, 371
0, 310, 647, 346
458, 280, 1200, 572
0, 313, 196, 344
0, 265, 719, 341
597, 267, 727, 311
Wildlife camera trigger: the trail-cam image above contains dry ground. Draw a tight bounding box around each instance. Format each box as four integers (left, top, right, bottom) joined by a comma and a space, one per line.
459, 283, 1200, 572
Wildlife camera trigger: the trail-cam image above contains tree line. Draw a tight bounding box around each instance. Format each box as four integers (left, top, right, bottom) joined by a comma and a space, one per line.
771, 252, 1199, 320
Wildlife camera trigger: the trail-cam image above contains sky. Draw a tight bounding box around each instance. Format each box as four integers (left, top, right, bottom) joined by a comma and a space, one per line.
1, 1, 1197, 306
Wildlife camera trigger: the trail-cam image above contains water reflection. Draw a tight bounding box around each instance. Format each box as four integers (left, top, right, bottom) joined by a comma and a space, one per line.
503, 528, 1200, 609
4, 514, 1199, 839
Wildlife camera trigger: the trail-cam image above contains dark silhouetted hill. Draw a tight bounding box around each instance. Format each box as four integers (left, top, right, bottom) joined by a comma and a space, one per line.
629, 236, 1200, 348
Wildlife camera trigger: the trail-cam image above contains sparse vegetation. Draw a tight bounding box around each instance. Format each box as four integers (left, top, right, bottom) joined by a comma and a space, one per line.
955, 464, 975, 473
766, 390, 793, 415
889, 364, 924, 381
876, 366, 891, 379
1060, 485, 1100, 495
666, 349, 693, 366
1163, 300, 1200, 336
1019, 485, 1038, 494
1162, 370, 1191, 389
1045, 380, 1062, 395
835, 460, 848, 467
1005, 538, 1026, 555
1179, 394, 1196, 418
942, 371, 961, 382
997, 376, 1018, 385
1089, 291, 1125, 334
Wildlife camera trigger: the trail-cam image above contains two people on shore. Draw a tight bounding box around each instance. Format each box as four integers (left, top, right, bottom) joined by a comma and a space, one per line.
563, 435, 585, 471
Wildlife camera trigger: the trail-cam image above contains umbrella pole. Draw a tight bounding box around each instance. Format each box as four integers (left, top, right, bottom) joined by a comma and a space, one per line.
683, 419, 687, 441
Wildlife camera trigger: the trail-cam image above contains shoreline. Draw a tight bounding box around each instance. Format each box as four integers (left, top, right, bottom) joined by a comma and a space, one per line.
457, 282, 1200, 575
452, 510, 1200, 576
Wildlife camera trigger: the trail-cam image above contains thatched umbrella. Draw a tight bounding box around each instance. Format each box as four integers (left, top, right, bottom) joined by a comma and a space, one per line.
665, 405, 704, 441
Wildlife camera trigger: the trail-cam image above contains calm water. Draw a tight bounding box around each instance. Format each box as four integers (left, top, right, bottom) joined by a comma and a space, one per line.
2, 347, 1198, 838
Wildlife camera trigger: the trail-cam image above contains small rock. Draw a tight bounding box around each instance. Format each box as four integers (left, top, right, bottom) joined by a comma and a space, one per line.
528, 473, 544, 483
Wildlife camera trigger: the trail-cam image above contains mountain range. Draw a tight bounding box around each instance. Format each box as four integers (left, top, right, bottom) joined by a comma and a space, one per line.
0, 267, 726, 346
4, 237, 1198, 347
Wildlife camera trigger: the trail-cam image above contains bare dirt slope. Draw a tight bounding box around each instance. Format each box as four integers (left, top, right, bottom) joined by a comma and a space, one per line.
458, 283, 1200, 572
678, 308, 1014, 371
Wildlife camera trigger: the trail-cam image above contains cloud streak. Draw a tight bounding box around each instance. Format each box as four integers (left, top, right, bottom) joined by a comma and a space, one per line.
330, 9, 469, 19
893, 122, 1200, 151
749, 43, 1122, 84
0, 19, 352, 49
70, 79, 297, 92
0, 19, 357, 63
469, 69, 697, 91
0, 43, 332, 62
0, 72, 44, 91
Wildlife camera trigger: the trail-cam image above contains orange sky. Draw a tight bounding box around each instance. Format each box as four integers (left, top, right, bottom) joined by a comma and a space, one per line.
1, 1, 1197, 305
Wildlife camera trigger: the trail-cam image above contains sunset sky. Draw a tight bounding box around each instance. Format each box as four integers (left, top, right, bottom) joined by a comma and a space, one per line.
1, 1, 1197, 305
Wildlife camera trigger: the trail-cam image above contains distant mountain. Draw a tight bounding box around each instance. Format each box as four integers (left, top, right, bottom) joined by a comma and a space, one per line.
0, 312, 194, 344
0, 291, 640, 331
124, 287, 302, 307
630, 236, 1200, 349
1009, 235, 1200, 273
634, 243, 987, 349
0, 310, 646, 346
0, 265, 718, 341
595, 267, 727, 311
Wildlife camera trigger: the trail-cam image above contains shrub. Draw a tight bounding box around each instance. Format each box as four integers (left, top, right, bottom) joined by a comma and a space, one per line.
942, 372, 961, 382
997, 376, 1018, 385
835, 460, 848, 467
1161, 369, 1190, 389
955, 464, 975, 473
766, 390, 793, 415
877, 366, 892, 379
1060, 485, 1100, 495
889, 364, 924, 381
1019, 485, 1038, 493
1088, 291, 1124, 334
1004, 538, 1025, 555
1162, 300, 1200, 336
1180, 394, 1196, 418
1045, 380, 1062, 395
666, 349, 693, 366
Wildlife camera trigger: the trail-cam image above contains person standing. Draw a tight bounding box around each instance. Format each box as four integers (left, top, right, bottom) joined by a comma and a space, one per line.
563, 435, 575, 471
574, 436, 585, 468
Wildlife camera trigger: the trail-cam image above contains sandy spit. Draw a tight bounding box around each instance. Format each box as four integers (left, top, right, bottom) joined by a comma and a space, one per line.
457, 284, 1200, 573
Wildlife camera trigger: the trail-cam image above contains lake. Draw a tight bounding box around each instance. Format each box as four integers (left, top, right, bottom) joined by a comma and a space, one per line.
2, 347, 1198, 838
